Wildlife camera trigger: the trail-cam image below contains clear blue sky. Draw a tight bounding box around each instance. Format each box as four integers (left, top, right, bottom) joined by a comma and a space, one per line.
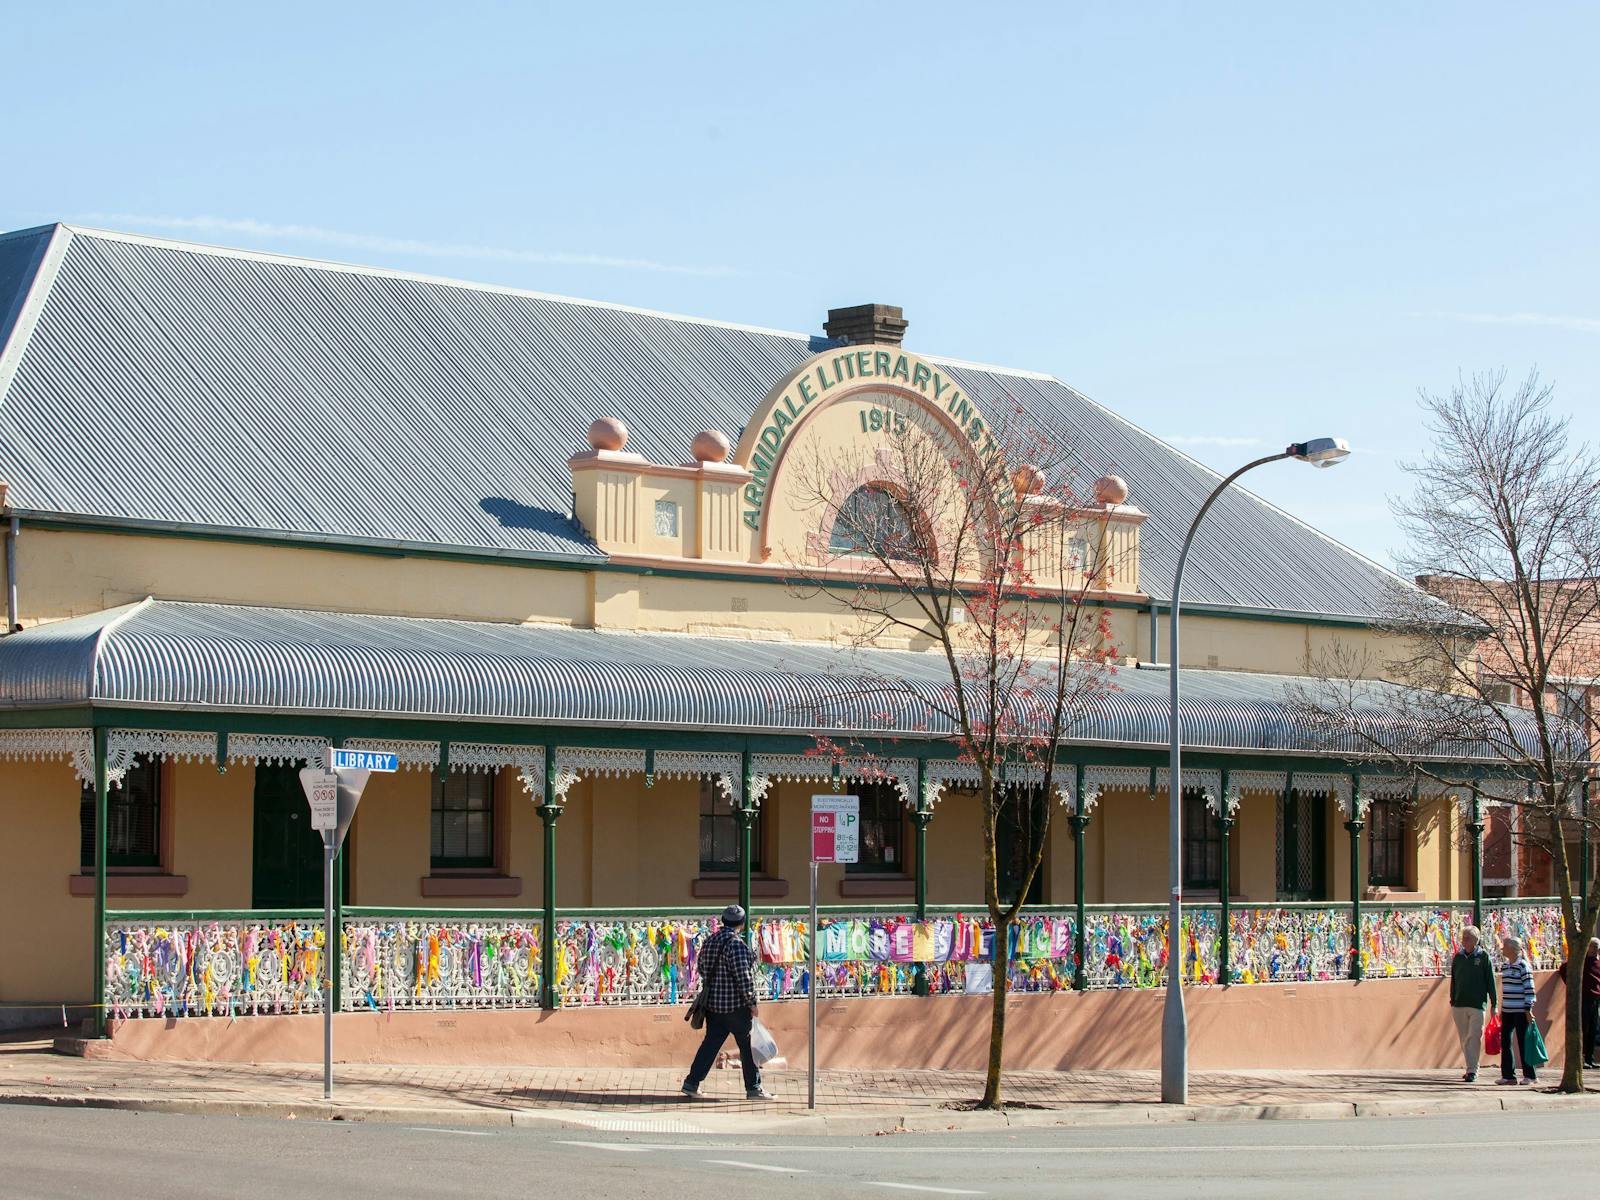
7, 2, 1596, 567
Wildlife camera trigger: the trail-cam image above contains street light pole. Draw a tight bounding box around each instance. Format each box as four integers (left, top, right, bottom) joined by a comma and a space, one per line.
1161, 437, 1349, 1105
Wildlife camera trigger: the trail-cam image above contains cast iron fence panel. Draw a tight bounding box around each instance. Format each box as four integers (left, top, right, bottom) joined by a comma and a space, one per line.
343, 915, 542, 1010
103, 913, 325, 1019
99, 899, 1568, 1016
1483, 902, 1566, 969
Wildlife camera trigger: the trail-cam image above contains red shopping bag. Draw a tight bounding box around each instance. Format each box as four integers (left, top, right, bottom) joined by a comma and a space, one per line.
1484, 1014, 1502, 1055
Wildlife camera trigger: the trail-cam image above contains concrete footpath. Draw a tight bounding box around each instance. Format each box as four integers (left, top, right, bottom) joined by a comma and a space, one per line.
4, 1034, 1597, 1134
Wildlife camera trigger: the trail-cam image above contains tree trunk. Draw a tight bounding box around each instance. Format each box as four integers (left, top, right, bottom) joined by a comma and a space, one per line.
981, 910, 1010, 1108
1547, 810, 1583, 1093
1564, 949, 1584, 1092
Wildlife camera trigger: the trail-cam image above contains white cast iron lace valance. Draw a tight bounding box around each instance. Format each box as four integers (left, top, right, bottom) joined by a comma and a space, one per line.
552, 747, 647, 802
1155, 768, 1222, 807
226, 733, 328, 768
1205, 770, 1287, 819
449, 743, 547, 797
924, 759, 1089, 810
1354, 773, 1476, 820
343, 737, 440, 771
1361, 774, 1416, 800
1076, 765, 1156, 814
1294, 771, 1358, 816
0, 728, 95, 783
1231, 770, 1287, 796
748, 753, 918, 809
105, 730, 220, 784
651, 750, 742, 804
1476, 778, 1532, 804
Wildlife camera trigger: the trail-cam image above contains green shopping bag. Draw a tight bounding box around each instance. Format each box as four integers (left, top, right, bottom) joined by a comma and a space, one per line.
1524, 1020, 1549, 1068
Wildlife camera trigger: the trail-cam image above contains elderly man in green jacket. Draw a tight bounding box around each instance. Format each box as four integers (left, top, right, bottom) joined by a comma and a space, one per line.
1449, 926, 1498, 1083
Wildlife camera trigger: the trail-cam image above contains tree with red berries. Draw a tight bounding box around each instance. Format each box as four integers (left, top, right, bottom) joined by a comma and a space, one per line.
789, 400, 1120, 1108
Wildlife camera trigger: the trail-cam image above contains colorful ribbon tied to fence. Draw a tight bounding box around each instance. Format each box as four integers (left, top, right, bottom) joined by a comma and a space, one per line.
341, 919, 543, 1010
99, 902, 1574, 1016
104, 918, 326, 1019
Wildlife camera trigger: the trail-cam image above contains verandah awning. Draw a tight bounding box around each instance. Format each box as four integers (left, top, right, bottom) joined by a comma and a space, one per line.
0, 598, 1541, 759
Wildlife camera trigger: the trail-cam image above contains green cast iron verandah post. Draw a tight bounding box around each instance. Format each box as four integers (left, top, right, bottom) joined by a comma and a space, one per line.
1469, 783, 1485, 930
539, 750, 561, 1010
1071, 763, 1089, 992
92, 726, 109, 1038
738, 750, 754, 948
1346, 774, 1364, 981
911, 757, 933, 997
1216, 768, 1235, 986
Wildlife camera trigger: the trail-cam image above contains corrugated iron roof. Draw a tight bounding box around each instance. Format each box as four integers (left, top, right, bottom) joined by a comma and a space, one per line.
0, 223, 1407, 615
0, 599, 1535, 759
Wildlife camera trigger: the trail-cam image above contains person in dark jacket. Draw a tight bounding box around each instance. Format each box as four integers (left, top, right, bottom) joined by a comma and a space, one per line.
682, 905, 774, 1101
1448, 926, 1497, 1082
1557, 936, 1600, 1069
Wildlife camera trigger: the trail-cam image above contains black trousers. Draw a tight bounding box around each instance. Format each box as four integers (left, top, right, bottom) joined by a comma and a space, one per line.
1583, 996, 1599, 1064
685, 1009, 759, 1092
1500, 1009, 1535, 1080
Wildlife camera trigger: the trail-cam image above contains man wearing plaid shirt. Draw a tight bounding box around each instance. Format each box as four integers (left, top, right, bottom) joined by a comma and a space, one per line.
683, 905, 774, 1100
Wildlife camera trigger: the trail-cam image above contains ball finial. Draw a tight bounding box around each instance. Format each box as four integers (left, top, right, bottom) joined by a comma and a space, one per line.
588, 417, 629, 452
1094, 474, 1129, 505
1011, 464, 1045, 496
691, 430, 730, 463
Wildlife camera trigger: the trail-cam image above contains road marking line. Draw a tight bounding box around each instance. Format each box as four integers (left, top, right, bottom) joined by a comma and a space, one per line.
869, 1185, 985, 1196
404, 1127, 495, 1137
705, 1160, 809, 1173
555, 1141, 654, 1153
552, 1137, 1595, 1156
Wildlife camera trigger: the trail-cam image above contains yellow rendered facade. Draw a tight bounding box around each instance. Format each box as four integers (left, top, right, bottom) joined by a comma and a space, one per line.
0, 340, 1475, 1010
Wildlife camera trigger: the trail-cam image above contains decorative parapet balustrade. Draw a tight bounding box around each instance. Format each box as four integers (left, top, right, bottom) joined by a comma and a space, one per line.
343, 915, 543, 1011
104, 913, 325, 1019
101, 900, 1569, 1017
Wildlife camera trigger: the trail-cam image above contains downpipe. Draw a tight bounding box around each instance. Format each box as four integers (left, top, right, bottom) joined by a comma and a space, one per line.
4, 513, 18, 634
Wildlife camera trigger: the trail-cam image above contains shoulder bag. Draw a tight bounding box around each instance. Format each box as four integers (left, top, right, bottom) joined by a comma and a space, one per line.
685, 935, 717, 1029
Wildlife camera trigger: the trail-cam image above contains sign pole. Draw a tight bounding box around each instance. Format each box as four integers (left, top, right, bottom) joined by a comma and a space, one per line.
301, 747, 390, 1104
808, 858, 818, 1110
322, 831, 334, 1100
808, 793, 857, 1115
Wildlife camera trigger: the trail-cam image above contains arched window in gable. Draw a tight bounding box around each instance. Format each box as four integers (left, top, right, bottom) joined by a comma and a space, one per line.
829, 484, 921, 561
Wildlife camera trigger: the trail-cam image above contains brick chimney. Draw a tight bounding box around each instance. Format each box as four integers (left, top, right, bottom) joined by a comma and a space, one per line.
824, 303, 908, 346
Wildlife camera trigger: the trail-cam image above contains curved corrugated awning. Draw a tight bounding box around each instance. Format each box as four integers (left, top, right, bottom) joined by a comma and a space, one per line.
0, 599, 1547, 758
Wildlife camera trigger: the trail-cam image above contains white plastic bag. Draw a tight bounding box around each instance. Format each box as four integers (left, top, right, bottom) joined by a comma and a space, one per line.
749, 1017, 779, 1067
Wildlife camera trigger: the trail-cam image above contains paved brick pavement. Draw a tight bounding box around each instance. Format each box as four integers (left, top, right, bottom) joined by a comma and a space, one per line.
3, 1030, 1595, 1128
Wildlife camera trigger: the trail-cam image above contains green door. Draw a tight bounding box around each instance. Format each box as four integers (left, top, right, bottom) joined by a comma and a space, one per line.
251, 764, 323, 909
997, 786, 1046, 907
1277, 789, 1329, 900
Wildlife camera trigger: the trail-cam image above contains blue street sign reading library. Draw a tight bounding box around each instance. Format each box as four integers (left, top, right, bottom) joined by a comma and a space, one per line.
330, 749, 399, 772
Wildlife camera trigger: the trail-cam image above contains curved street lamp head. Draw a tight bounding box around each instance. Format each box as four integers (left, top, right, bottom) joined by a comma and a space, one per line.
1288, 437, 1351, 468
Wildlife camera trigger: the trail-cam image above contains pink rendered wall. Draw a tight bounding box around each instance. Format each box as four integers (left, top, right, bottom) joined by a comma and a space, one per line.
94, 973, 1567, 1072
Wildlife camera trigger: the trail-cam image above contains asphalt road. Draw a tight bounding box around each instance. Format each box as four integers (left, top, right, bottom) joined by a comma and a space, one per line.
2, 1106, 1596, 1199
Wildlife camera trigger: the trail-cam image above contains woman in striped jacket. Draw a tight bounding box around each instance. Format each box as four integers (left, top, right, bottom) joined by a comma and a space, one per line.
1498, 937, 1538, 1085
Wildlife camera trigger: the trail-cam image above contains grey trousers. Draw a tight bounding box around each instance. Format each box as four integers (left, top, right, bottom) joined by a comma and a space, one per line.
1451, 1005, 1486, 1075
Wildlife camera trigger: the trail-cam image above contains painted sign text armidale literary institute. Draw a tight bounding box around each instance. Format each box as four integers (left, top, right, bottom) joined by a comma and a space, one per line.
742, 349, 998, 529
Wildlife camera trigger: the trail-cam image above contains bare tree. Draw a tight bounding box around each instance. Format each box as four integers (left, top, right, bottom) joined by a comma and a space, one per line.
1295, 369, 1600, 1092
783, 399, 1119, 1108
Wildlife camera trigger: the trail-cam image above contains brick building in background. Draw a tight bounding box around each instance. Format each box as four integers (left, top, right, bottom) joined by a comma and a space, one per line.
1416, 574, 1600, 896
